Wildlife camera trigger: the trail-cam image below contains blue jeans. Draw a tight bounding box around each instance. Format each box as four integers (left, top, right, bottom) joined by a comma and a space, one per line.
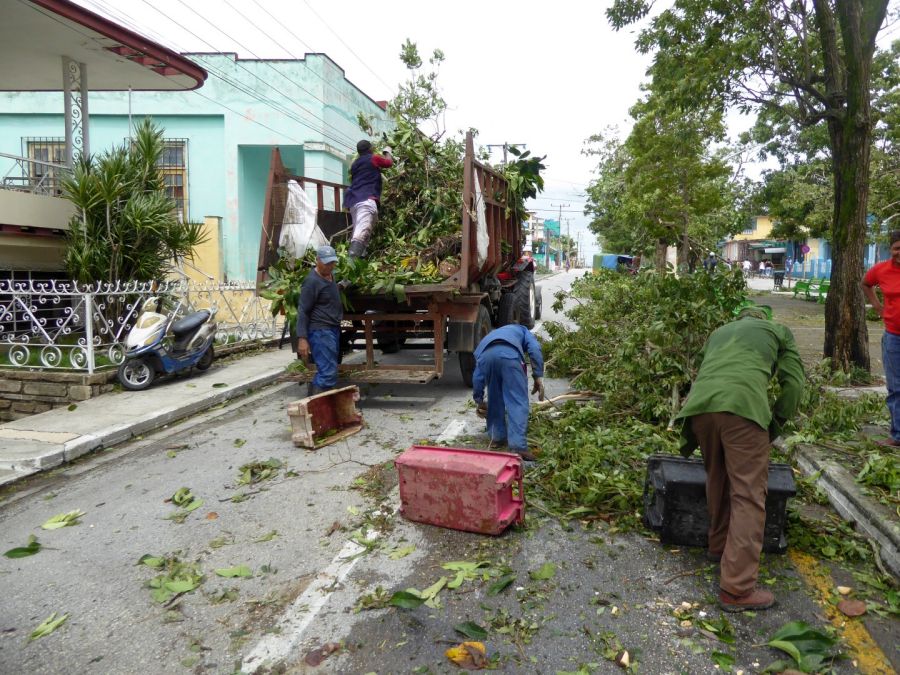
309, 327, 340, 389
883, 331, 900, 440
472, 344, 530, 451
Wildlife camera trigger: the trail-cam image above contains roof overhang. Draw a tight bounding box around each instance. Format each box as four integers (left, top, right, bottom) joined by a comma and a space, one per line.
0, 0, 207, 91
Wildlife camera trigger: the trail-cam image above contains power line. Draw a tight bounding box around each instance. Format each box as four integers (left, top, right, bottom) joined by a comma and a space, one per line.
97, 0, 358, 152
80, 0, 317, 143
246, 0, 358, 107
301, 0, 395, 92
167, 0, 358, 151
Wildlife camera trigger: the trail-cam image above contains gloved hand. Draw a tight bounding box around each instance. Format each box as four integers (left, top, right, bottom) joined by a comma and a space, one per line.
531, 377, 545, 401
382, 146, 393, 157
476, 401, 487, 418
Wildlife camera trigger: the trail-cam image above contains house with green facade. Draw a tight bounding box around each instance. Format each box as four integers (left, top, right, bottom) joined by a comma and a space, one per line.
0, 50, 391, 282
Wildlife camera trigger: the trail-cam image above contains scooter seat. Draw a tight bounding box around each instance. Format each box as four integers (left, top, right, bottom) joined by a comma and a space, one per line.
171, 310, 210, 336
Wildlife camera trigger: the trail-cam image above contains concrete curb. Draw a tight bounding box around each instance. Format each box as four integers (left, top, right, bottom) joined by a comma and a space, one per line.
795, 443, 900, 578
0, 364, 287, 485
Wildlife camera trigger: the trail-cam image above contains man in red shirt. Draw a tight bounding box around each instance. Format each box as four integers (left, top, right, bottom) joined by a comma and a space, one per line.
861, 230, 900, 446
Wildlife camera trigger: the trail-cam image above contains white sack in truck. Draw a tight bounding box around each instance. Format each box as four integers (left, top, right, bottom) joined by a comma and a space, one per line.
279, 179, 327, 258
473, 168, 489, 267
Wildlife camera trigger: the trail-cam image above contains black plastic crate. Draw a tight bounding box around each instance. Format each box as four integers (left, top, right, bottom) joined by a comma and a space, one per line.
643, 454, 796, 553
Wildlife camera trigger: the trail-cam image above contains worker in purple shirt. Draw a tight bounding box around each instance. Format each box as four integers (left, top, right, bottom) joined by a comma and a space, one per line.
472, 323, 545, 462
344, 139, 393, 259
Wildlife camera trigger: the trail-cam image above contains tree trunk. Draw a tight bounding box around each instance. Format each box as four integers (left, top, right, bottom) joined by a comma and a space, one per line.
819, 0, 887, 371
655, 237, 668, 272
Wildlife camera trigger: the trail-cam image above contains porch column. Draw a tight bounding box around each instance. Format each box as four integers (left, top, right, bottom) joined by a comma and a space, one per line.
62, 56, 89, 168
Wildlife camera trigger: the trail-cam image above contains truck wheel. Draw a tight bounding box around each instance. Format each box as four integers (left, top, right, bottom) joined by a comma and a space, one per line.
513, 276, 536, 329
497, 292, 519, 327
458, 305, 491, 388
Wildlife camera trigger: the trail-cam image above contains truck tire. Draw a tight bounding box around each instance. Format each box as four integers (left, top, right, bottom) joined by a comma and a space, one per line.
497, 292, 518, 327
458, 305, 492, 388
514, 274, 536, 329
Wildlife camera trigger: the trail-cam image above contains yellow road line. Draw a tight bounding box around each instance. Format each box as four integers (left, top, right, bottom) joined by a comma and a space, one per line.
789, 550, 894, 674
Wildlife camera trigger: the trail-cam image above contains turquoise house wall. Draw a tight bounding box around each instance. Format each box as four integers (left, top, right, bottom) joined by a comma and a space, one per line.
0, 52, 390, 281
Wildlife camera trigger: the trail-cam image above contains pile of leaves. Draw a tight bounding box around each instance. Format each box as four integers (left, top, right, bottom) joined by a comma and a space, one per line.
530, 269, 747, 525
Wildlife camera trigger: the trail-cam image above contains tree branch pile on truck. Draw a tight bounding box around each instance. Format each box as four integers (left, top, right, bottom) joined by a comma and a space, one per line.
257, 131, 544, 386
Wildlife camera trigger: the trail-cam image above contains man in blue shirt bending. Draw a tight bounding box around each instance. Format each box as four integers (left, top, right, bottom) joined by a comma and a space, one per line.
472, 323, 545, 461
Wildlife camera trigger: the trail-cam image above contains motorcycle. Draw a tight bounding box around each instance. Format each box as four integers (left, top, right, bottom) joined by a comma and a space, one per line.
117, 296, 217, 390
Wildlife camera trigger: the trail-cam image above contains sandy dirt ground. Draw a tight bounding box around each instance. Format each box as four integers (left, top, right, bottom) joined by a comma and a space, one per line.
755, 289, 885, 378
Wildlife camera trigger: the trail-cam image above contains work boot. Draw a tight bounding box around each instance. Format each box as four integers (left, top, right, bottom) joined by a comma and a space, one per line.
348, 239, 367, 260
718, 587, 775, 613
511, 448, 538, 462
307, 383, 324, 397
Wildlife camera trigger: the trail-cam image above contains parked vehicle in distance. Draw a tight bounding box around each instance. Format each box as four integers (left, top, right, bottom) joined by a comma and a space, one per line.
117, 297, 217, 390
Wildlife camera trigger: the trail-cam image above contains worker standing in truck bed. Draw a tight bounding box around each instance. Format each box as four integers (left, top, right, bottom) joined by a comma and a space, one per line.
344, 139, 393, 260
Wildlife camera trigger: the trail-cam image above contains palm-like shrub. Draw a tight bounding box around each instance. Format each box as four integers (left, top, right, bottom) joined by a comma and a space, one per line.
62, 118, 206, 285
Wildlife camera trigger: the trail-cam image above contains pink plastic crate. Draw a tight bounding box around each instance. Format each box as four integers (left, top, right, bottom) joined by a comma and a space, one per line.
395, 446, 524, 535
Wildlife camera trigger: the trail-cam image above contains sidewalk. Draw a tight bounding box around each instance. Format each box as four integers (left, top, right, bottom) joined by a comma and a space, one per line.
0, 347, 295, 486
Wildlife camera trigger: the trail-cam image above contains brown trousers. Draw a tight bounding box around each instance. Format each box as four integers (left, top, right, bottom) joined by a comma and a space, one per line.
691, 412, 771, 596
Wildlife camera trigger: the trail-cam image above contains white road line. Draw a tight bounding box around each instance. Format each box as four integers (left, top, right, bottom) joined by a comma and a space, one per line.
240, 418, 468, 673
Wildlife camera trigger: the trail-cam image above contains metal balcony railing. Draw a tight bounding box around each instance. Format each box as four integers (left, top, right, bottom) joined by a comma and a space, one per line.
0, 152, 70, 197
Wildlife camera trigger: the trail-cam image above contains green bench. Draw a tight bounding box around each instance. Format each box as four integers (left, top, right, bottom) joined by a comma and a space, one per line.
792, 277, 829, 302
792, 279, 811, 299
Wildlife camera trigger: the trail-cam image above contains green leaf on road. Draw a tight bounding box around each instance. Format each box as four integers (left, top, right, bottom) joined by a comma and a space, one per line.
4, 535, 41, 559
164, 579, 198, 593
454, 621, 488, 640
236, 458, 283, 485
388, 590, 425, 609
711, 651, 734, 671
166, 450, 177, 458
234, 438, 246, 448
487, 573, 516, 595
29, 612, 68, 640
67, 404, 77, 411
137, 554, 165, 568
41, 509, 85, 530
767, 621, 838, 672
529, 562, 556, 580
388, 545, 415, 560
212, 383, 228, 388
215, 565, 253, 578
253, 530, 279, 543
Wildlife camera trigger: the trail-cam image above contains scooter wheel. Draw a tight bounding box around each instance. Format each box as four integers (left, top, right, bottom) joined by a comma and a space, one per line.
118, 358, 155, 390
195, 345, 214, 371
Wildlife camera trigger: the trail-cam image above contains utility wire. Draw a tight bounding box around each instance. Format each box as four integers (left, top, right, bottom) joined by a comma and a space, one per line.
79, 0, 312, 144
107, 0, 358, 152
165, 0, 358, 151
244, 0, 361, 108
301, 0, 395, 92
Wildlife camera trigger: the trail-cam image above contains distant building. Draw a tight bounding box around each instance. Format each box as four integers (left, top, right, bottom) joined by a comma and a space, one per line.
0, 46, 391, 281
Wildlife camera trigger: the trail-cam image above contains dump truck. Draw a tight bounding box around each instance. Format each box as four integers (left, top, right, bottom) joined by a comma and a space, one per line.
257, 132, 541, 387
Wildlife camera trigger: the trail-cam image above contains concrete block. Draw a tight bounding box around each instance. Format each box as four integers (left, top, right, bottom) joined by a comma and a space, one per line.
68, 384, 93, 401
0, 379, 22, 393
23, 382, 68, 397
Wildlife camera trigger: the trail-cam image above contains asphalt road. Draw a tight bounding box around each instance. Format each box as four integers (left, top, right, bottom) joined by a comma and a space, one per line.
0, 269, 894, 674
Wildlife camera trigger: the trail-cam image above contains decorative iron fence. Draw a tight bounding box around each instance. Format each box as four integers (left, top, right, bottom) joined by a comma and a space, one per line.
0, 279, 283, 373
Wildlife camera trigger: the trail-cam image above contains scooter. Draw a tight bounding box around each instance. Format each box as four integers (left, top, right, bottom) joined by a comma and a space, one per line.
117, 297, 217, 391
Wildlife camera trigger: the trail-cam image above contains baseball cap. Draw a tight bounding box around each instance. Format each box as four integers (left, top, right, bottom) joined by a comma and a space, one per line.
316, 245, 338, 263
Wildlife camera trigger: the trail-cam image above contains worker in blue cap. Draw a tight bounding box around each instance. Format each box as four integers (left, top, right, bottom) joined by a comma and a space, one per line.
472, 321, 545, 461
296, 244, 342, 396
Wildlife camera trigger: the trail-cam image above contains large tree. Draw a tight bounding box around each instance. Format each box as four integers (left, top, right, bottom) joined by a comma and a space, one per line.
584, 99, 738, 270
609, 0, 892, 371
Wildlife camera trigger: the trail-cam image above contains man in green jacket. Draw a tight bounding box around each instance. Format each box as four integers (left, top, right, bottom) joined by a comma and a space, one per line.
675, 305, 804, 612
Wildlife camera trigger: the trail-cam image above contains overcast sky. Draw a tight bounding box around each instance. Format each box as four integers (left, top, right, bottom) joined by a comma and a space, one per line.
71, 1, 900, 260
